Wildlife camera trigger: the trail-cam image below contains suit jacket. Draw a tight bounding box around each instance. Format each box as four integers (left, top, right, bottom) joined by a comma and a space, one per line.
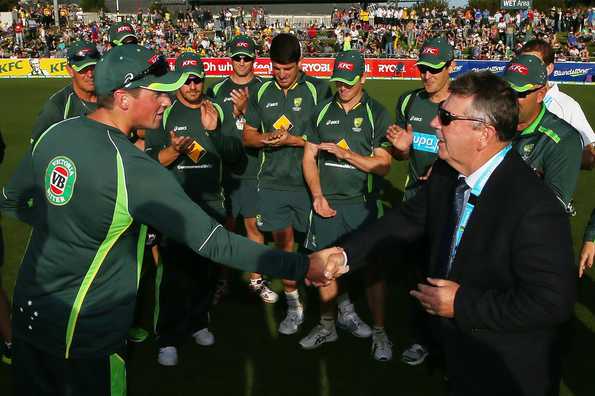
342, 150, 577, 396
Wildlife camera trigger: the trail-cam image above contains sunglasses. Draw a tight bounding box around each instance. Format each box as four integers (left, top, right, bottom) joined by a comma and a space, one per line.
417, 61, 451, 75
515, 86, 543, 99
438, 106, 490, 126
68, 49, 101, 63
232, 55, 254, 62
184, 76, 203, 85
117, 55, 169, 90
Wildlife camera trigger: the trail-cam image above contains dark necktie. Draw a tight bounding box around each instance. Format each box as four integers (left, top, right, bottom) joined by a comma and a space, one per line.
444, 177, 470, 277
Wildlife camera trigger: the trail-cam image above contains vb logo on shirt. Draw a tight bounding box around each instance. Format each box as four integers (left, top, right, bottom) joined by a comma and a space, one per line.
45, 156, 77, 206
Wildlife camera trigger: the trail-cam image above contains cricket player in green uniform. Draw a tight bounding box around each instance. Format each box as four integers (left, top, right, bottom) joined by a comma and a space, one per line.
580, 210, 595, 277
243, 33, 332, 334
386, 36, 456, 366
108, 21, 138, 47
502, 54, 582, 214
206, 35, 279, 304
145, 52, 244, 366
388, 37, 456, 201
301, 50, 394, 361
31, 40, 100, 142
0, 44, 340, 395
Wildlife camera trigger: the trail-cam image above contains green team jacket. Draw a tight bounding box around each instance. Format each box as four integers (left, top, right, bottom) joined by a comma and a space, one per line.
207, 76, 263, 180
144, 99, 244, 207
31, 84, 97, 142
244, 73, 332, 191
1, 116, 309, 359
513, 105, 583, 213
306, 91, 391, 202
585, 210, 595, 243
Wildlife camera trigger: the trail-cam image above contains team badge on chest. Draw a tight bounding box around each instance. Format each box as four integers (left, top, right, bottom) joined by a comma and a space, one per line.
522, 143, 534, 160
353, 117, 363, 132
292, 97, 302, 112
45, 156, 77, 206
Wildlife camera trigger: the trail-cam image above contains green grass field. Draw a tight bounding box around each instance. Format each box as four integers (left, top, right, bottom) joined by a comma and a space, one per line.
0, 79, 594, 395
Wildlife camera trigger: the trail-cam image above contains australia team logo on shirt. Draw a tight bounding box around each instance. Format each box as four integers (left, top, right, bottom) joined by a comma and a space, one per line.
292, 97, 302, 111
45, 156, 77, 206
353, 117, 363, 132
522, 143, 535, 160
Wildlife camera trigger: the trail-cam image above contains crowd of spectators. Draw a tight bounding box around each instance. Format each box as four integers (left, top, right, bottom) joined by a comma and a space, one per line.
1, 2, 594, 62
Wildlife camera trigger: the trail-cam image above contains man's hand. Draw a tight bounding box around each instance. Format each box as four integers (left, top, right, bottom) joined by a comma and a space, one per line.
410, 278, 460, 318
579, 241, 594, 278
318, 142, 351, 160
200, 100, 219, 131
386, 124, 413, 153
313, 194, 336, 218
306, 247, 348, 286
169, 131, 194, 153
230, 87, 249, 116
262, 129, 288, 147
581, 143, 595, 170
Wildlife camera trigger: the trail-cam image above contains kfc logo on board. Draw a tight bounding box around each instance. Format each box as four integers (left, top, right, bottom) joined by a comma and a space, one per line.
508, 64, 528, 75
337, 62, 354, 71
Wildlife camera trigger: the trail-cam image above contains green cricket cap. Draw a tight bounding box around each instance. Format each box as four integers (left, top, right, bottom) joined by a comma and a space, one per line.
66, 40, 100, 72
109, 22, 138, 46
228, 35, 256, 58
330, 50, 365, 86
502, 54, 548, 93
94, 44, 186, 96
175, 52, 205, 78
416, 37, 454, 69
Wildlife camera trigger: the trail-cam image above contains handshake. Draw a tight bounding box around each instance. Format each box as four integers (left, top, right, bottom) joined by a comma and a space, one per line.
305, 247, 350, 287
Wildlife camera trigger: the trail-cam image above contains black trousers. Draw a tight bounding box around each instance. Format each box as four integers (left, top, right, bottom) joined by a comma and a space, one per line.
155, 239, 215, 347
13, 338, 126, 396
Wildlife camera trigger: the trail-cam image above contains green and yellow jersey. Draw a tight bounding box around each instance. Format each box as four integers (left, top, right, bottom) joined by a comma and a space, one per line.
244, 72, 332, 191
207, 76, 263, 180
513, 105, 582, 213
395, 88, 440, 201
31, 85, 97, 142
0, 116, 308, 359
306, 91, 391, 202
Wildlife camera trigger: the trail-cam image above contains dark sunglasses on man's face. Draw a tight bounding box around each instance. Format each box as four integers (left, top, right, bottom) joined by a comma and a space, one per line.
438, 106, 489, 126
418, 65, 445, 75
184, 76, 203, 85
515, 86, 543, 99
232, 55, 254, 63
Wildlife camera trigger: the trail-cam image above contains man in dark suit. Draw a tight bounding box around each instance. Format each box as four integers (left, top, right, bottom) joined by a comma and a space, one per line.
330, 71, 577, 396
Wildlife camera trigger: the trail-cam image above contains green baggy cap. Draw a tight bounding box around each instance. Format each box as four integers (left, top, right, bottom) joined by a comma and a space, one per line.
502, 54, 548, 93
175, 52, 205, 78
94, 44, 186, 96
330, 50, 365, 86
67, 40, 100, 72
109, 22, 138, 46
416, 37, 454, 69
228, 35, 256, 58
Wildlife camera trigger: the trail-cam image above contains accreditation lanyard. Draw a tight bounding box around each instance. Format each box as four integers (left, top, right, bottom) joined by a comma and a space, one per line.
450, 145, 512, 260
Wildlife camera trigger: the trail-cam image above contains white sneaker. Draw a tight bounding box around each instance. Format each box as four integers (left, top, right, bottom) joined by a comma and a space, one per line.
400, 343, 429, 366
249, 279, 279, 304
337, 310, 372, 338
278, 310, 304, 335
157, 346, 178, 366
372, 330, 393, 362
299, 324, 338, 350
193, 328, 215, 346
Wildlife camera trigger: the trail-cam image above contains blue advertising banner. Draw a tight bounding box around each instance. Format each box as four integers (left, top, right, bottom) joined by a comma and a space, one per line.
450, 60, 594, 83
